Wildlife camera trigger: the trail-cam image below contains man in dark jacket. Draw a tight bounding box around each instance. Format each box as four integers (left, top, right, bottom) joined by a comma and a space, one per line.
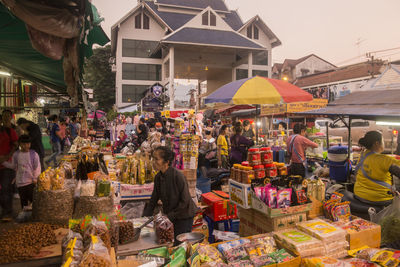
143, 146, 197, 245
17, 118, 45, 171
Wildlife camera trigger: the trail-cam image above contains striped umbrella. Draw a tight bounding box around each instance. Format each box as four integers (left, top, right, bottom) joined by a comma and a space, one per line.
205, 76, 313, 105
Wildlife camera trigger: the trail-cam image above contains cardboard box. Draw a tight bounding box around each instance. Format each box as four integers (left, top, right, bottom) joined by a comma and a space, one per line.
228, 179, 252, 209
238, 207, 307, 237
202, 191, 237, 221
331, 216, 381, 250
251, 190, 312, 218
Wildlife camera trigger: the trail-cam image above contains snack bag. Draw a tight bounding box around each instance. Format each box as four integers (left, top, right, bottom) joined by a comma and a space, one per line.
277, 188, 292, 208
154, 213, 174, 244
140, 246, 169, 258
302, 257, 349, 267
266, 187, 277, 208
331, 192, 344, 201
79, 235, 111, 267
331, 202, 351, 222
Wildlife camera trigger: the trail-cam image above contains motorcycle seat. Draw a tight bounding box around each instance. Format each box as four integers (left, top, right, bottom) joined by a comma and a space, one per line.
343, 190, 386, 218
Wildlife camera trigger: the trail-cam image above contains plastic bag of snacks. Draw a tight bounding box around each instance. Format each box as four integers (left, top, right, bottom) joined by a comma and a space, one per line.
348, 246, 400, 267
302, 257, 351, 267
97, 180, 111, 197
195, 244, 223, 263
61, 230, 84, 266
80, 180, 96, 197
140, 246, 169, 258
118, 220, 135, 244
154, 213, 174, 244
297, 219, 347, 243
79, 235, 111, 267
273, 229, 324, 258
84, 219, 111, 252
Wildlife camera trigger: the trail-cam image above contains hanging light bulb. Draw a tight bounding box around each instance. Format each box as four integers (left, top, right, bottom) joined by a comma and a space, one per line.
204, 66, 208, 71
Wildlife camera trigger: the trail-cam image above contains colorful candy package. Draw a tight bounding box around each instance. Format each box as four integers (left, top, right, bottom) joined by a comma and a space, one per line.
266, 187, 277, 208
277, 188, 292, 208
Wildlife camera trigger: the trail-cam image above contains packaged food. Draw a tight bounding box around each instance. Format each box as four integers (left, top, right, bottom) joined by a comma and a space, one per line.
265, 163, 277, 178
248, 148, 261, 166
266, 187, 277, 208
349, 247, 395, 265
316, 179, 326, 202
302, 257, 349, 267
277, 188, 292, 208
118, 221, 135, 244
154, 213, 174, 244
140, 246, 169, 258
342, 258, 380, 267
84, 219, 111, 252
274, 229, 324, 258
292, 188, 308, 205
97, 180, 111, 197
253, 165, 266, 179
261, 147, 273, 164
250, 255, 275, 267
166, 253, 186, 267
331, 192, 344, 201
79, 235, 111, 267
196, 244, 223, 263
297, 219, 347, 243
227, 260, 253, 267
80, 180, 96, 197
331, 202, 351, 222
269, 249, 294, 263
217, 238, 250, 254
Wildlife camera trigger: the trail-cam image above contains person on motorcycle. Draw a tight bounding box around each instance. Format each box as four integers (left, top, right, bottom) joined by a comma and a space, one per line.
354, 131, 400, 204
200, 128, 217, 161
217, 125, 229, 169
114, 130, 127, 153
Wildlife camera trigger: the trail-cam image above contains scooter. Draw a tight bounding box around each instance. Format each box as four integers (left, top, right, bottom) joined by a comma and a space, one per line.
198, 150, 230, 191
342, 190, 391, 220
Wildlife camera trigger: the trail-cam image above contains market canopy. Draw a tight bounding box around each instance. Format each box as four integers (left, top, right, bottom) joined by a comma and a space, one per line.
296, 89, 400, 122
205, 76, 313, 105
0, 1, 109, 104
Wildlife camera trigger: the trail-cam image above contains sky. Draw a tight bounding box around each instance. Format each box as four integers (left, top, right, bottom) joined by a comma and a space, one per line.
92, 0, 400, 66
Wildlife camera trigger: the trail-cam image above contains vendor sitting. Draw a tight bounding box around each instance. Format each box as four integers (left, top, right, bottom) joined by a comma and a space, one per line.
143, 146, 197, 245
354, 131, 400, 205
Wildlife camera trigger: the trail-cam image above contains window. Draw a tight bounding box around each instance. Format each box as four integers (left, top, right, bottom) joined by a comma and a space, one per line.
252, 51, 268, 65
247, 26, 252, 38
253, 25, 259, 39
202, 12, 208, 25
135, 14, 141, 29
252, 70, 268, 77
236, 69, 248, 80
351, 120, 370, 127
122, 39, 160, 58
210, 12, 216, 26
122, 84, 148, 103
143, 13, 149, 29
122, 63, 161, 81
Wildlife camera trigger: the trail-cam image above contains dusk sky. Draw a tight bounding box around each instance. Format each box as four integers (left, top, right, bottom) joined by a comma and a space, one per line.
92, 0, 400, 66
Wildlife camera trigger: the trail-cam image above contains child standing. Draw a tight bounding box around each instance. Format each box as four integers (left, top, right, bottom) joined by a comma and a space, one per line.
2, 135, 41, 209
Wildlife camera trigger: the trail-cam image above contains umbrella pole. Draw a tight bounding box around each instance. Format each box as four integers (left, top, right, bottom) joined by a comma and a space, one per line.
255, 104, 259, 145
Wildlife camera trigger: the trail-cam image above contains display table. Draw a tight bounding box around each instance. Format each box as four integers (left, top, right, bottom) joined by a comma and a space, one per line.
117, 231, 172, 256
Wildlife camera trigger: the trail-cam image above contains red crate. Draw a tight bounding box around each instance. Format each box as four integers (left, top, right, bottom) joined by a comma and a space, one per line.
202, 191, 237, 221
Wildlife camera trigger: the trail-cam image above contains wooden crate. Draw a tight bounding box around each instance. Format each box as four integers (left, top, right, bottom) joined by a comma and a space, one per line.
307, 196, 324, 219
238, 207, 307, 237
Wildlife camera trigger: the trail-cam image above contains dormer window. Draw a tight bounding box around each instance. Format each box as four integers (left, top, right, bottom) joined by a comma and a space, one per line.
202, 11, 217, 26
135, 13, 150, 30
254, 26, 259, 39
247, 26, 252, 38
135, 14, 141, 29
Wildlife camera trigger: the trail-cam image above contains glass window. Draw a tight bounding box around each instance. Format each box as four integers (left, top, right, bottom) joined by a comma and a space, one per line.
351, 120, 370, 127
202, 12, 208, 25
210, 13, 216, 26
122, 84, 148, 103
122, 39, 160, 58
252, 70, 268, 77
252, 51, 268, 65
247, 26, 252, 38
122, 63, 161, 81
236, 69, 248, 80
135, 13, 141, 29
143, 13, 150, 29
253, 25, 259, 39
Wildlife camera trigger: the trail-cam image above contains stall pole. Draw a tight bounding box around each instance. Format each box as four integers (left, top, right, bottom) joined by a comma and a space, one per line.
255, 104, 260, 145
347, 117, 352, 182
326, 121, 330, 150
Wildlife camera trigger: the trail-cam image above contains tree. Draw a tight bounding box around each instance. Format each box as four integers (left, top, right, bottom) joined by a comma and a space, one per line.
83, 45, 115, 110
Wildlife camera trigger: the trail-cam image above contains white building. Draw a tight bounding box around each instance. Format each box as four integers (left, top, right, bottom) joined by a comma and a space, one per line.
111, 0, 281, 111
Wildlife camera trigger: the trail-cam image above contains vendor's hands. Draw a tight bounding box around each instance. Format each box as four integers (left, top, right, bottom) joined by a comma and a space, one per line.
218, 159, 222, 168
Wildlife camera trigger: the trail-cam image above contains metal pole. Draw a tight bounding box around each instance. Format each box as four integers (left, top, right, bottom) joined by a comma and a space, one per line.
347, 117, 352, 182
326, 121, 330, 150
255, 104, 259, 145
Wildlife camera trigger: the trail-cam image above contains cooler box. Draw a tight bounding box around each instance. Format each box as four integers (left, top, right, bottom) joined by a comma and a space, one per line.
328, 145, 351, 182
202, 191, 237, 221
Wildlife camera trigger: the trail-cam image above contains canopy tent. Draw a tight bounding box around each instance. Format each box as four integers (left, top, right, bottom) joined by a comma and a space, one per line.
295, 89, 400, 181
0, 1, 109, 107
295, 89, 400, 122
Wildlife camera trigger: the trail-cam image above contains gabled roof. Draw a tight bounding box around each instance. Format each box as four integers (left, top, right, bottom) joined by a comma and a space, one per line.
272, 63, 283, 72
238, 15, 281, 48
281, 54, 336, 71
360, 64, 400, 91
162, 27, 264, 50
146, 1, 194, 30
294, 61, 384, 88
147, 1, 243, 31
155, 0, 229, 12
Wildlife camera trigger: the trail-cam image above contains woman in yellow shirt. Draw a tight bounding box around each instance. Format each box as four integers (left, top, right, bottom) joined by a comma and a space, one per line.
354, 131, 400, 204
217, 125, 229, 169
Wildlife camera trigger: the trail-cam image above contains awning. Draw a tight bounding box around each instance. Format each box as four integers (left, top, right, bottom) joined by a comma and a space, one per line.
0, 1, 109, 100
296, 89, 400, 122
